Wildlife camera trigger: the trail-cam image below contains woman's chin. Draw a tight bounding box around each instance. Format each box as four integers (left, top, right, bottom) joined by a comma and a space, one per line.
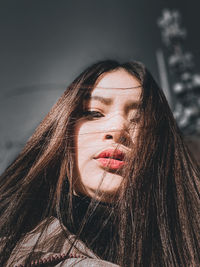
83, 173, 123, 202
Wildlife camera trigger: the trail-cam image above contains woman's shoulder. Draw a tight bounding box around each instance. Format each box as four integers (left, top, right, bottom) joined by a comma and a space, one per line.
8, 217, 119, 267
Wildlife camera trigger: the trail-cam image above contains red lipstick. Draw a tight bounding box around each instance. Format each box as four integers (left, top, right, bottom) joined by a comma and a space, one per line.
94, 149, 125, 170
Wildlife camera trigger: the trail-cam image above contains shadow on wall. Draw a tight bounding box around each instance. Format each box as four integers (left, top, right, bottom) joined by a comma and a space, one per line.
0, 140, 25, 174
0, 84, 65, 175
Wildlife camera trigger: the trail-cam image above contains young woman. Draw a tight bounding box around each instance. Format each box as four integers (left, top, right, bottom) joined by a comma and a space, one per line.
0, 60, 199, 267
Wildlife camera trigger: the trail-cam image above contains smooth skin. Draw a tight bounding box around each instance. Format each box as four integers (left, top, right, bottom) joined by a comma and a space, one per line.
74, 69, 142, 201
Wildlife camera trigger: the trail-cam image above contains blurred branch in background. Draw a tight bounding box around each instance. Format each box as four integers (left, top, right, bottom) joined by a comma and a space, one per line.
157, 9, 200, 163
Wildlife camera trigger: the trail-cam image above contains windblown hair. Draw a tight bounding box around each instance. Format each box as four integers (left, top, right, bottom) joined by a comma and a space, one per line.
0, 60, 199, 266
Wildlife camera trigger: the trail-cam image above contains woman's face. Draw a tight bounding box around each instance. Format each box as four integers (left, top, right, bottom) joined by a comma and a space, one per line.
74, 68, 142, 201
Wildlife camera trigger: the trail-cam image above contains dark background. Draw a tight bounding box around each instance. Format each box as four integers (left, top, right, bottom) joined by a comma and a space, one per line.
0, 0, 200, 172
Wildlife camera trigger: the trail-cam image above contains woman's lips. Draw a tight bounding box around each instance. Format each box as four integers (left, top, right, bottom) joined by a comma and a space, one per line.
94, 149, 126, 170
96, 158, 125, 170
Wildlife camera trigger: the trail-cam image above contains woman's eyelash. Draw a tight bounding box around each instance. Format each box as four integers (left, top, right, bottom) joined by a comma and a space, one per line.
82, 110, 140, 122
83, 110, 104, 119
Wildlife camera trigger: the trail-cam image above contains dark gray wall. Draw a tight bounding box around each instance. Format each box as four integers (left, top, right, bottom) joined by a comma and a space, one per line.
0, 0, 200, 172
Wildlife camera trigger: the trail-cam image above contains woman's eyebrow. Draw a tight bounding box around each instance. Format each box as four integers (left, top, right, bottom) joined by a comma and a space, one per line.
88, 95, 140, 108
89, 95, 113, 105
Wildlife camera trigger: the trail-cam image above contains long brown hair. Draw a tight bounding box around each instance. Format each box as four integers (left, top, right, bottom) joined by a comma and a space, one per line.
0, 60, 199, 266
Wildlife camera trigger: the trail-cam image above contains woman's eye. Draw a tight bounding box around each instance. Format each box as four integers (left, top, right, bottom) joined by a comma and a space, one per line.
83, 110, 104, 119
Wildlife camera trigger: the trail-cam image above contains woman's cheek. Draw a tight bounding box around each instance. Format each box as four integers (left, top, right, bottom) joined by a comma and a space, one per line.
79, 121, 103, 140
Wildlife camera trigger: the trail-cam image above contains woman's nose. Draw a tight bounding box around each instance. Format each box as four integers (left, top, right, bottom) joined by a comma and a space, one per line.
103, 113, 130, 144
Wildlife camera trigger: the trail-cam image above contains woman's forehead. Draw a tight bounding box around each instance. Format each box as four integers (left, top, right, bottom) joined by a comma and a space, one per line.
84, 69, 142, 102
95, 68, 141, 89
90, 86, 142, 102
